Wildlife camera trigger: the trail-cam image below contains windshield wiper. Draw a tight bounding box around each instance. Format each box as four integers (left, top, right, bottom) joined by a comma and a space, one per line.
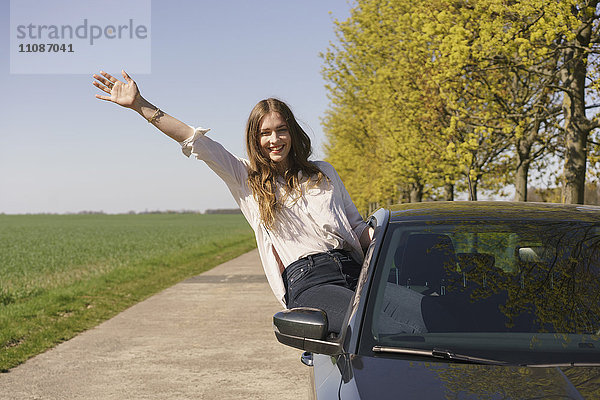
372, 346, 508, 365
524, 362, 600, 367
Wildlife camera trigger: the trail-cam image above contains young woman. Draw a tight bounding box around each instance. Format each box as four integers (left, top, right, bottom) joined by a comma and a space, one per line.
92, 70, 373, 334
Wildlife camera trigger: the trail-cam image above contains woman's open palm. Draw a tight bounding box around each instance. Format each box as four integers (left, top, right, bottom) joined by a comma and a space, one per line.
93, 70, 139, 108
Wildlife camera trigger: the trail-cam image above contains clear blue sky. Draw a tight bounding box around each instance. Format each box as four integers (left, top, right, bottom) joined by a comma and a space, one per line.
0, 0, 353, 214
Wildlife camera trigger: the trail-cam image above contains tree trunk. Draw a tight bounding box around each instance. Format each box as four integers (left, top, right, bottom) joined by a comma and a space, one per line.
560, 3, 597, 204
470, 179, 478, 201
562, 96, 588, 204
514, 160, 530, 202
368, 202, 379, 215
514, 137, 533, 202
561, 63, 589, 204
444, 182, 454, 201
409, 182, 423, 203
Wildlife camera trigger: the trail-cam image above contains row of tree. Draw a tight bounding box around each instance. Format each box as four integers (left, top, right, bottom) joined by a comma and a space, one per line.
322, 0, 600, 214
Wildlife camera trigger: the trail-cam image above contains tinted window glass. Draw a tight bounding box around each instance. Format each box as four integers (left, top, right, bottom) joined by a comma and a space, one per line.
367, 220, 600, 364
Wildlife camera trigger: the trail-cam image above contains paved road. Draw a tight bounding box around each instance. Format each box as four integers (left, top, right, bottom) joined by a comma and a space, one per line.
0, 250, 308, 399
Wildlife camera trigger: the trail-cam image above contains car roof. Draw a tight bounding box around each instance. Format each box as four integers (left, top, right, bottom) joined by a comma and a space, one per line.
387, 201, 600, 223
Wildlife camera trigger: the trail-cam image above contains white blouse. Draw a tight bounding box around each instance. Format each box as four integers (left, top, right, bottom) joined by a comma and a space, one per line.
180, 127, 368, 306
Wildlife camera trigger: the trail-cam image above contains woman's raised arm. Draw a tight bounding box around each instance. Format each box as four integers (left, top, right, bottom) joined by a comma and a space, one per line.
92, 70, 194, 143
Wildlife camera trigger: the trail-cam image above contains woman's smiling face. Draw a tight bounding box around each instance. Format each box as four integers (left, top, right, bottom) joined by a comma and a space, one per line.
259, 112, 292, 166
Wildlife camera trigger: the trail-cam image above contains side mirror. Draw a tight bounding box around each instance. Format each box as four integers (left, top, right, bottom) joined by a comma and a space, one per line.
273, 308, 343, 355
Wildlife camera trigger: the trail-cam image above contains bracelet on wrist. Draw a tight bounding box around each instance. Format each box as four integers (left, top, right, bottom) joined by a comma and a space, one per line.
147, 108, 161, 124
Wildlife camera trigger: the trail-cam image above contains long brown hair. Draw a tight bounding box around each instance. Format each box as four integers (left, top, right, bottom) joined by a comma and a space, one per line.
246, 98, 325, 228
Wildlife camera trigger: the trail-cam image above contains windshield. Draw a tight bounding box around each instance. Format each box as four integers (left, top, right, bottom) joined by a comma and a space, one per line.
365, 219, 600, 365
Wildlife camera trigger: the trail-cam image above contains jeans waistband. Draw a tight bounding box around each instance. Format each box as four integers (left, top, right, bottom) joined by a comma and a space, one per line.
282, 249, 351, 282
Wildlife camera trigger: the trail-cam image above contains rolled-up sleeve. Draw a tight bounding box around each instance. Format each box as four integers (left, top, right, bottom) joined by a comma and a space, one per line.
180, 126, 211, 157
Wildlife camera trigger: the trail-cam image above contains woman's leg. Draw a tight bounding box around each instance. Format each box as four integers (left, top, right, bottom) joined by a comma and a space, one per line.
288, 283, 354, 334
284, 251, 359, 334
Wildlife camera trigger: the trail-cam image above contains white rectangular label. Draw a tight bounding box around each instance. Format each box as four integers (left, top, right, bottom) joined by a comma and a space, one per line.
10, 0, 151, 74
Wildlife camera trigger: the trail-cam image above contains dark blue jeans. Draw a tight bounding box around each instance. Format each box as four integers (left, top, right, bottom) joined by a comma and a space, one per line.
282, 250, 361, 334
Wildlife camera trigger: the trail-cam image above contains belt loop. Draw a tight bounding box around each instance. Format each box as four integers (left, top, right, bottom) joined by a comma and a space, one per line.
329, 250, 340, 263
308, 255, 314, 268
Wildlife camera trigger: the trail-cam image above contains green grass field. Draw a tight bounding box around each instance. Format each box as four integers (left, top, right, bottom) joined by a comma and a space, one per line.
0, 213, 256, 371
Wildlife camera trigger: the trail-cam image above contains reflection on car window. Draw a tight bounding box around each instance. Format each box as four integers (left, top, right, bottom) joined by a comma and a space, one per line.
369, 220, 600, 364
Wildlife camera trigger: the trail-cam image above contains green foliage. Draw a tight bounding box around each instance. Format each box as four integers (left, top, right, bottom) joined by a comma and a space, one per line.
0, 214, 256, 371
322, 0, 600, 206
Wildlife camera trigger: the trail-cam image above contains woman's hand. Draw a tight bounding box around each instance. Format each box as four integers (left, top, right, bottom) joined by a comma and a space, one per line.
93, 70, 140, 110
360, 226, 374, 252
92, 69, 194, 142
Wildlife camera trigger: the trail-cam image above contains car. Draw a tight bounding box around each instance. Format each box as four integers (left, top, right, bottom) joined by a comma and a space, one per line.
273, 201, 600, 399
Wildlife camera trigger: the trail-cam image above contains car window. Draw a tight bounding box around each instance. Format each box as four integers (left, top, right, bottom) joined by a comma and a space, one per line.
364, 220, 600, 365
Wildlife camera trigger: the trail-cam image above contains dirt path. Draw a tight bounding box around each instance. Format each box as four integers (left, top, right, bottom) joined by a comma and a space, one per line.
0, 250, 308, 399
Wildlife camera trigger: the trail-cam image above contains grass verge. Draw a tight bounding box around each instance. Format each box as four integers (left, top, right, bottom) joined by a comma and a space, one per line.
0, 214, 256, 372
